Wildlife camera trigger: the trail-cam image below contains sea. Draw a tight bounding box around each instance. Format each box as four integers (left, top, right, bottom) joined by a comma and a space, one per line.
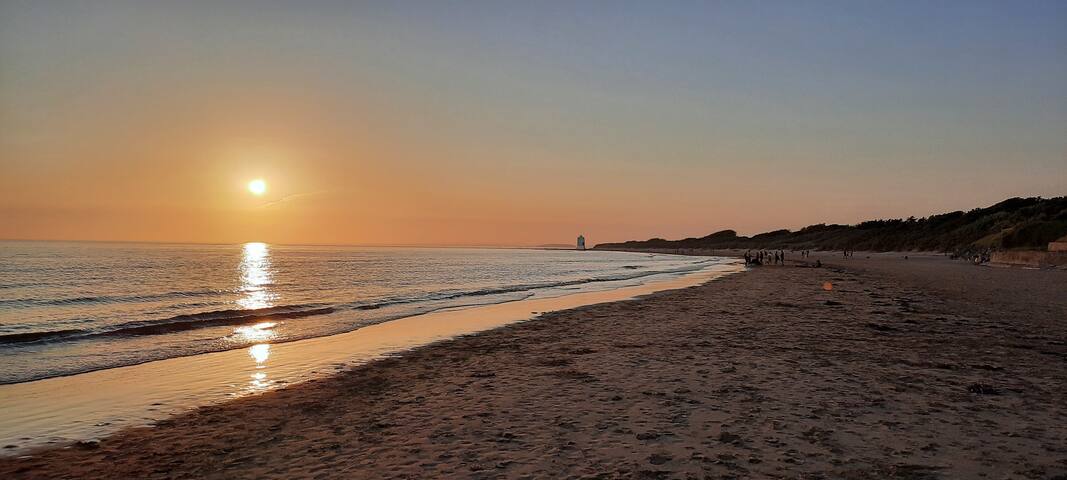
0, 241, 724, 385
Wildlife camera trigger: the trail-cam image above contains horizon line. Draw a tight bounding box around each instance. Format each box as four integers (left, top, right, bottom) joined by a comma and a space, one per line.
0, 238, 584, 250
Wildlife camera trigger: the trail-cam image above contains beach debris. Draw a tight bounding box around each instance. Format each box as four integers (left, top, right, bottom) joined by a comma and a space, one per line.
73, 440, 100, 450
967, 383, 1001, 395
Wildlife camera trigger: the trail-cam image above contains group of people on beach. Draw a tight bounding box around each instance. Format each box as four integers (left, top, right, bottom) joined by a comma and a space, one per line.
950, 247, 991, 265
744, 249, 786, 266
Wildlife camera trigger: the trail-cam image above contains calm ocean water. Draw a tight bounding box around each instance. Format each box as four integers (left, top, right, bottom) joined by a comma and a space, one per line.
0, 241, 721, 384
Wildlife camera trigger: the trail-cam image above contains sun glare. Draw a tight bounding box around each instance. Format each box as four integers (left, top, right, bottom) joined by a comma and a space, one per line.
248, 179, 267, 196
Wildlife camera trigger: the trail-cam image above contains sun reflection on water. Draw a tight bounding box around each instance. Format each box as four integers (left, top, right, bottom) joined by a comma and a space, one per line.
246, 343, 273, 392
236, 242, 278, 395
249, 370, 270, 391
248, 343, 271, 364
238, 242, 276, 310
235, 322, 277, 342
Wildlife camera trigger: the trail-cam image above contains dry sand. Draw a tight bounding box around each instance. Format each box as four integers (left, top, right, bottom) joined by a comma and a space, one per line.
2, 253, 1065, 479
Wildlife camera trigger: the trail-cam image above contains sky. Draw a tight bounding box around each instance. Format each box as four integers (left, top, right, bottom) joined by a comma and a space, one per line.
1, 0, 1065, 246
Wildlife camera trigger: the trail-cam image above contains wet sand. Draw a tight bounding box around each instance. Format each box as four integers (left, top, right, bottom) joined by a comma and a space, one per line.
0, 262, 742, 451
3, 254, 1066, 479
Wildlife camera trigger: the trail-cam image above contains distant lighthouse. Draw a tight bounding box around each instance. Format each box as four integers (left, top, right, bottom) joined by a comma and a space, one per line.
576, 235, 586, 250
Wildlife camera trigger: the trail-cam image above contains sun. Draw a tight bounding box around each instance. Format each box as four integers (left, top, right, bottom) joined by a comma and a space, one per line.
247, 179, 267, 196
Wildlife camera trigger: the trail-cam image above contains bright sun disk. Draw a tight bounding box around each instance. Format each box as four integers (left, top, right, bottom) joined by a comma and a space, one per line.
248, 179, 267, 195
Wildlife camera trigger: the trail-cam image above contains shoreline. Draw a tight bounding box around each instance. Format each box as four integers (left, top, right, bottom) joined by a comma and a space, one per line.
0, 247, 714, 386
0, 259, 744, 455
3, 253, 1066, 478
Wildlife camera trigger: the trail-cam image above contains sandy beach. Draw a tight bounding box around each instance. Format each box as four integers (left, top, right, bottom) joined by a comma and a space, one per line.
2, 253, 1066, 479
5, 1, 1064, 477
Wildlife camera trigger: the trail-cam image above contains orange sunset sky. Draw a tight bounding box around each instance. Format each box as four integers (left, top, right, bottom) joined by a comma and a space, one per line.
1, 2, 1065, 246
